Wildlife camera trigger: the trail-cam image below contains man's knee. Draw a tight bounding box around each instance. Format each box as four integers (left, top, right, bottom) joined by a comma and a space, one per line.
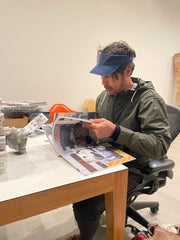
73, 195, 105, 223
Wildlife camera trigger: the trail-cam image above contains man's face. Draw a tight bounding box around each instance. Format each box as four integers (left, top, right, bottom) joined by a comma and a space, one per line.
101, 73, 125, 95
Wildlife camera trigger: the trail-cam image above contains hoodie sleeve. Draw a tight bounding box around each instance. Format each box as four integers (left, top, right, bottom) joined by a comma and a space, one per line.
115, 97, 171, 159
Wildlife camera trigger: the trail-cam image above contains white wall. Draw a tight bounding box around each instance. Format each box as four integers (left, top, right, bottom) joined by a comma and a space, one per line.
0, 0, 180, 111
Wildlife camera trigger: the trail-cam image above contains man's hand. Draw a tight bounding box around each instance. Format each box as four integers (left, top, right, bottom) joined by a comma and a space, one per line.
83, 118, 116, 139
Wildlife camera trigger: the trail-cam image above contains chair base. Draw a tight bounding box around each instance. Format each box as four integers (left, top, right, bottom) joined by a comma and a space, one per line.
132, 201, 159, 213
126, 201, 159, 229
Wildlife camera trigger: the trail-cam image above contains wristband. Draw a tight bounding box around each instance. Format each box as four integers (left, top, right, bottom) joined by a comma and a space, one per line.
110, 124, 121, 141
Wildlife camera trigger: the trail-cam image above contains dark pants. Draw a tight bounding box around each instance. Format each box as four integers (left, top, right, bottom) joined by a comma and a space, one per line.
73, 172, 142, 240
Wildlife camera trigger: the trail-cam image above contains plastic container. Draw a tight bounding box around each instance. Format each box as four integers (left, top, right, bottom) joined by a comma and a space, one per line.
0, 112, 4, 136
0, 136, 6, 151
0, 150, 7, 181
0, 151, 7, 174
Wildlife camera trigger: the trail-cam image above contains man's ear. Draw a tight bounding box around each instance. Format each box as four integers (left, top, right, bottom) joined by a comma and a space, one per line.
124, 66, 133, 76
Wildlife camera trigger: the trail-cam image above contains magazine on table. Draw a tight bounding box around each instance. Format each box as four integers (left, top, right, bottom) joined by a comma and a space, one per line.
43, 112, 136, 175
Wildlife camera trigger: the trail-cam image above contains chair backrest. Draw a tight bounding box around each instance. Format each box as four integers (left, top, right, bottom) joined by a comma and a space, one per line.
166, 104, 180, 141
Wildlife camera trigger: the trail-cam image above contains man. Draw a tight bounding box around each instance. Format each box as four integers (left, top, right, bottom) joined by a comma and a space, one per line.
67, 41, 171, 240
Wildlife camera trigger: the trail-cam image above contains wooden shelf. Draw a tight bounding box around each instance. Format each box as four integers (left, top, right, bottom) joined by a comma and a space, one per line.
174, 53, 180, 107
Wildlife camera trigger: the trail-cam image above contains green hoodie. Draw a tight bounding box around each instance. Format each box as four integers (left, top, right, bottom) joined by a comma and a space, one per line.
96, 78, 171, 167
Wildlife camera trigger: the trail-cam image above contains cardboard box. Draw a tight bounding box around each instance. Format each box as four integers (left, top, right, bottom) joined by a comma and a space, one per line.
174, 52, 180, 107
3, 117, 29, 128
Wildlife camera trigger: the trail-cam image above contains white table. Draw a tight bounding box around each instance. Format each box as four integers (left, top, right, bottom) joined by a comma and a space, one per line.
0, 134, 128, 240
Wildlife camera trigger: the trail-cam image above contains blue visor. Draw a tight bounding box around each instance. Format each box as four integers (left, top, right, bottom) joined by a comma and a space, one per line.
90, 54, 133, 76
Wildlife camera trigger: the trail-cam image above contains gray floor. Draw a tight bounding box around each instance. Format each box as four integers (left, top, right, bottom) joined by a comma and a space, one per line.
0, 135, 179, 240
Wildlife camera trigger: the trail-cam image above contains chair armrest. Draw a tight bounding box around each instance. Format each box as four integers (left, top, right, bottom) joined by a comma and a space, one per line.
140, 157, 175, 175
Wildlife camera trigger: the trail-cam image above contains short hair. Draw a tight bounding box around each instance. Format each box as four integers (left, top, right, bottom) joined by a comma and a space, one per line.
97, 41, 136, 75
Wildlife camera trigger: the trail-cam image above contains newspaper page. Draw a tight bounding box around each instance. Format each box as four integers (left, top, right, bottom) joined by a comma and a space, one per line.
44, 112, 135, 175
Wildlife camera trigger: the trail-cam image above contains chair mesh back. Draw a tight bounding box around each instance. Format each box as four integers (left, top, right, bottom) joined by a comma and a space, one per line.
166, 105, 180, 141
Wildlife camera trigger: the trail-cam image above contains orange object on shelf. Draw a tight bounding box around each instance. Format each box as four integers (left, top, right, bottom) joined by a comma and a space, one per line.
49, 104, 77, 122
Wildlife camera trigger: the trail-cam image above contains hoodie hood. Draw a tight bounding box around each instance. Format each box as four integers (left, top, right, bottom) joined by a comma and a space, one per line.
114, 78, 155, 96
129, 78, 155, 104
100, 78, 156, 107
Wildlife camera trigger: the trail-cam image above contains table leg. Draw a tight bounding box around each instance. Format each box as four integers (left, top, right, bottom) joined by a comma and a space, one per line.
105, 169, 128, 240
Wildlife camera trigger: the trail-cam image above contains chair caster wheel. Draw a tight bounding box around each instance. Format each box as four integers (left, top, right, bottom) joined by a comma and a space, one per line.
150, 207, 159, 214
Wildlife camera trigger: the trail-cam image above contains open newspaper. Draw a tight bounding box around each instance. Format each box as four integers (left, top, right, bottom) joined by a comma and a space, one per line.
44, 112, 135, 175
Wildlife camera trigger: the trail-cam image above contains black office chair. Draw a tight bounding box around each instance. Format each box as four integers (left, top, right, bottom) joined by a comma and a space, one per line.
126, 104, 180, 234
